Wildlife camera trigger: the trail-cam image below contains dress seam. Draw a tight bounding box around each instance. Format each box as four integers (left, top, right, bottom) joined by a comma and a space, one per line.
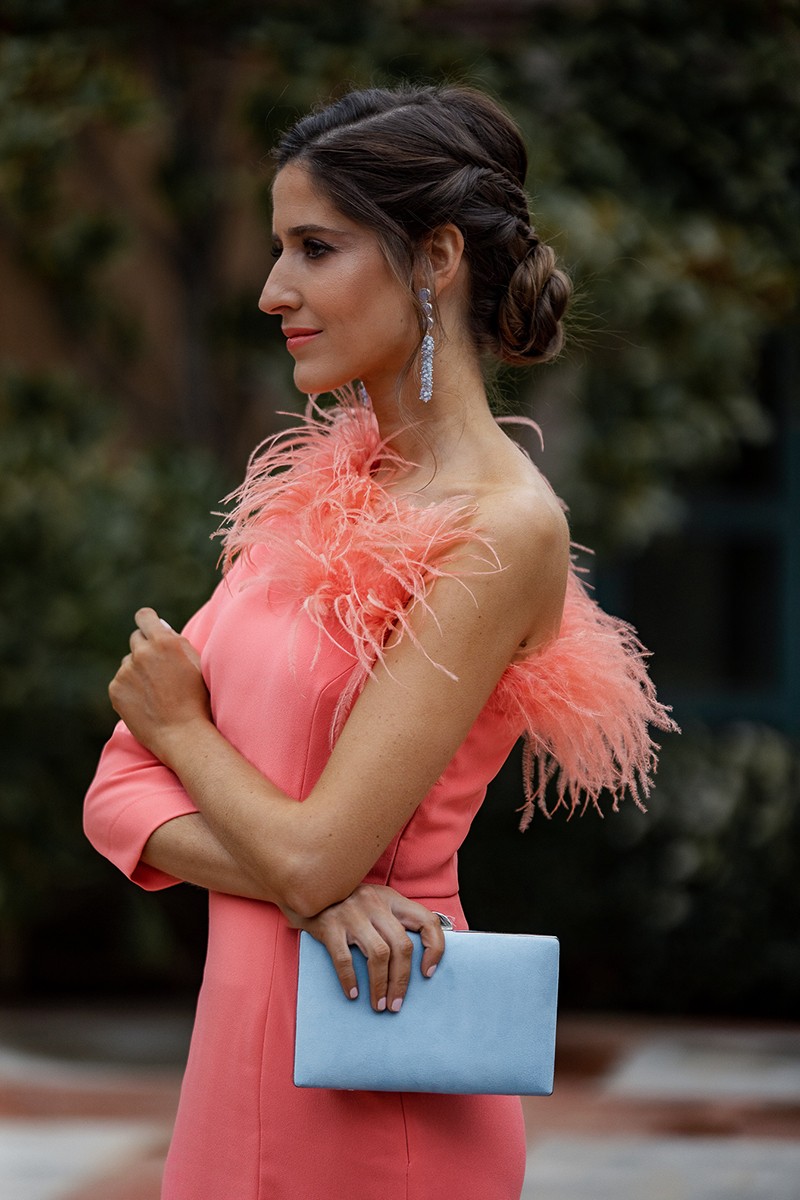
297, 661, 359, 798
256, 916, 281, 1200
399, 1091, 411, 1200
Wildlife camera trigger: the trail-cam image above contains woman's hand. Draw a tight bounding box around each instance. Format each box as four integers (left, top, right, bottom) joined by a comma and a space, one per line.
109, 607, 212, 764
282, 884, 446, 1013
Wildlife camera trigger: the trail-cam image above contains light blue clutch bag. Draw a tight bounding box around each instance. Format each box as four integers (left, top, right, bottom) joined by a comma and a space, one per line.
294, 929, 559, 1095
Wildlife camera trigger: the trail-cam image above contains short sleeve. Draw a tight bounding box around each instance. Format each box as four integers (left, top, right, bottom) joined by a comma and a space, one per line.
83, 581, 228, 890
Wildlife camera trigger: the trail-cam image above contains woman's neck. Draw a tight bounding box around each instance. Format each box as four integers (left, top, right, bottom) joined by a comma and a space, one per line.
364, 333, 495, 472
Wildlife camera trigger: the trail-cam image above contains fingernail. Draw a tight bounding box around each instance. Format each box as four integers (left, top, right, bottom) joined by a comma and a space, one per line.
349, 987, 358, 1000
160, 618, 173, 631
425, 964, 437, 978
377, 997, 387, 1012
391, 998, 403, 1013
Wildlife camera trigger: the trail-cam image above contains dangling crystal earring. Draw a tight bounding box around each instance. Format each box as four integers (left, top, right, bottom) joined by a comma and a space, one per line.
356, 381, 370, 407
418, 288, 434, 403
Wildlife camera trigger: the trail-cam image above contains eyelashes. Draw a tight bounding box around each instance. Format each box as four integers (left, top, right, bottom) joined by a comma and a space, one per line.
304, 238, 331, 259
270, 238, 333, 261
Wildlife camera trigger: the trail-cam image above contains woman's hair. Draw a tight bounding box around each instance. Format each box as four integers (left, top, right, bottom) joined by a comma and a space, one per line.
273, 84, 571, 367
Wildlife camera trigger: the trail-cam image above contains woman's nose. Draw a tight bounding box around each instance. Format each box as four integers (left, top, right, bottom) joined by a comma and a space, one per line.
259, 259, 298, 315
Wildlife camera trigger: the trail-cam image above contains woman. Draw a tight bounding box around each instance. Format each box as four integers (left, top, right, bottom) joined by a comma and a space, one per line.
84, 84, 673, 1200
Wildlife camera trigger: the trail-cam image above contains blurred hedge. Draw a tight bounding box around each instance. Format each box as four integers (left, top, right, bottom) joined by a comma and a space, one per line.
0, 371, 224, 992
461, 724, 800, 1018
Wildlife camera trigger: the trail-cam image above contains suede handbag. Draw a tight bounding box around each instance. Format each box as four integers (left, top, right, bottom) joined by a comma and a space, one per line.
294, 928, 559, 1095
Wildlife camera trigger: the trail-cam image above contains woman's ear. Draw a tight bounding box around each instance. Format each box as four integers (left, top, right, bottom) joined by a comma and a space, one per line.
427, 224, 465, 295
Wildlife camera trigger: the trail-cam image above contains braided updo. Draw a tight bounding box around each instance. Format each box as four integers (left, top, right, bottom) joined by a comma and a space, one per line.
274, 85, 571, 367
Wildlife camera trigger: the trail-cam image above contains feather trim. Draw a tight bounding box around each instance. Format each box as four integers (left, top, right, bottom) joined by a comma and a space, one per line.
219, 399, 676, 820
488, 569, 676, 826
218, 400, 498, 729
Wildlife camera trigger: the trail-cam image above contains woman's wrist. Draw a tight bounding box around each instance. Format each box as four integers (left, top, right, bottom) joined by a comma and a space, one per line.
153, 714, 218, 776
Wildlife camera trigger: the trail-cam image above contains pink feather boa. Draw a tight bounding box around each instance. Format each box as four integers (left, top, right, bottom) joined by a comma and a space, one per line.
219, 400, 677, 824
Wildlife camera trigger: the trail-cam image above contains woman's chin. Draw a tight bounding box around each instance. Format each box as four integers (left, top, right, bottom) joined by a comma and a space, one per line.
293, 366, 356, 397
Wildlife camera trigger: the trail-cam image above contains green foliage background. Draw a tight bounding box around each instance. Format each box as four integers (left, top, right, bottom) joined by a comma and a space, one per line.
460, 724, 800, 1017
1, 0, 798, 1011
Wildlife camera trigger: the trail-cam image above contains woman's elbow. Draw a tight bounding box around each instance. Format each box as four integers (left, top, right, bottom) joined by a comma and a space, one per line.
278, 848, 353, 919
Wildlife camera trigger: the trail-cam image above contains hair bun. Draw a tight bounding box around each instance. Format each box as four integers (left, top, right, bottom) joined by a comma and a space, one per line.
497, 240, 571, 366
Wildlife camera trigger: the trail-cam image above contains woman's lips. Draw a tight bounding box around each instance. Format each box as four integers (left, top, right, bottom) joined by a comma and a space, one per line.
283, 328, 321, 352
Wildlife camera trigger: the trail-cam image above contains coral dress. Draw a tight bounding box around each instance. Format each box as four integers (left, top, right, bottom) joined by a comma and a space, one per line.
84, 403, 672, 1200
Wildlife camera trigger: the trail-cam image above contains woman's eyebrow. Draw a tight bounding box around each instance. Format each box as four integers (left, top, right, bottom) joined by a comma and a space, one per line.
279, 223, 352, 239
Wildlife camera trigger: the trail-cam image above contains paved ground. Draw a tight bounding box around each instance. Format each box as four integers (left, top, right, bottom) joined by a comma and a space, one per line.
519, 1016, 800, 1199
1, 1006, 799, 1199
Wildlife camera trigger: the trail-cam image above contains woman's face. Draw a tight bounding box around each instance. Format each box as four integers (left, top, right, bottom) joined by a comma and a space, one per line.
261, 163, 418, 400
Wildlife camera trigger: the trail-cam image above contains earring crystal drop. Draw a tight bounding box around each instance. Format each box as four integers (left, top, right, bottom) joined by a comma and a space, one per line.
418, 288, 434, 403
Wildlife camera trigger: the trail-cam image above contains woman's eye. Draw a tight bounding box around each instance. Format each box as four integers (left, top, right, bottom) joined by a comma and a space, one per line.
304, 239, 330, 260
270, 243, 282, 260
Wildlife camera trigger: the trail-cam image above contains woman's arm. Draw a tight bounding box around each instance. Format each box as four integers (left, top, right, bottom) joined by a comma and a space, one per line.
83, 585, 230, 890
139, 812, 274, 899
86, 576, 449, 1011
141, 813, 444, 1011
112, 493, 568, 917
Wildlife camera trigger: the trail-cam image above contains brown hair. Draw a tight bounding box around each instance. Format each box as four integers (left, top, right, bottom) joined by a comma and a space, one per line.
273, 85, 571, 367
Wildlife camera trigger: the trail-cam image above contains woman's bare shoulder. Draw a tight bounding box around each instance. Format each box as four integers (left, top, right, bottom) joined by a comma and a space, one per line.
475, 449, 569, 566
465, 451, 570, 650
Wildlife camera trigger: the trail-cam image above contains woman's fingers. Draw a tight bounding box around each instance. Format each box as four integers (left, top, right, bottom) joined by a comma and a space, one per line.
372, 894, 445, 1008
128, 609, 202, 670
314, 915, 393, 1010
301, 907, 365, 1003
291, 886, 447, 1013
134, 607, 168, 638
370, 914, 414, 1012
386, 893, 447, 981
362, 934, 392, 1012
123, 607, 201, 684
129, 629, 146, 653
128, 608, 170, 653
321, 927, 360, 1002
341, 891, 445, 1012
412, 907, 447, 980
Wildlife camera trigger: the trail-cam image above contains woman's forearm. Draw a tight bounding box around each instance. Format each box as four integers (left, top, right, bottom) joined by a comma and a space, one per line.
154, 718, 328, 914
140, 811, 282, 903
